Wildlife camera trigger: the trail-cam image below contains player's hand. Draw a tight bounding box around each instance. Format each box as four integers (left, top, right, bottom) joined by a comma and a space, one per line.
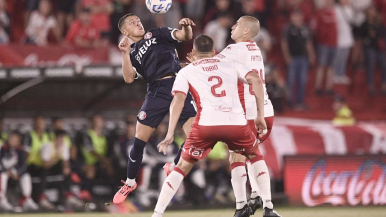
158, 133, 174, 155
255, 116, 267, 136
119, 36, 131, 53
179, 18, 196, 27
186, 52, 196, 63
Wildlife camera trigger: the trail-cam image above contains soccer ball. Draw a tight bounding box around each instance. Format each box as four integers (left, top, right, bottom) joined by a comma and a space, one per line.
146, 0, 172, 14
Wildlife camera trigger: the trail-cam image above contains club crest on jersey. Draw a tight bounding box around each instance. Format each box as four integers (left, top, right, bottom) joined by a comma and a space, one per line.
144, 32, 152, 40
138, 111, 147, 120
246, 44, 258, 51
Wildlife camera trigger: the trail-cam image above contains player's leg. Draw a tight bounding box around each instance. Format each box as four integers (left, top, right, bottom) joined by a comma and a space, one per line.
152, 159, 194, 217
228, 125, 280, 217
315, 45, 328, 94
0, 172, 13, 211
228, 152, 249, 211
165, 93, 196, 174
19, 172, 39, 211
115, 81, 171, 204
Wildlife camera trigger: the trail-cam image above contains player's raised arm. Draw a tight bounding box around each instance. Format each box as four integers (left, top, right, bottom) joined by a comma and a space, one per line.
173, 18, 196, 42
119, 36, 136, 83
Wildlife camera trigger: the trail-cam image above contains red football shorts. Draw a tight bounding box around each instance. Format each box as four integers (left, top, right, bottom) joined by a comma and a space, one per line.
181, 124, 261, 163
247, 116, 274, 142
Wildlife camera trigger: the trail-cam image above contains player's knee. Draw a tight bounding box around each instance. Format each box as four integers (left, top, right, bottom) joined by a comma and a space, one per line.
130, 137, 147, 160
229, 152, 245, 164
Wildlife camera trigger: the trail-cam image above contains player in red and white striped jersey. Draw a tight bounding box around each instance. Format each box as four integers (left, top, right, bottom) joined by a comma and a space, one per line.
218, 16, 278, 217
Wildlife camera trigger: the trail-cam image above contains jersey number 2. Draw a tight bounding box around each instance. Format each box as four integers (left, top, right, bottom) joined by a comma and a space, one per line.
208, 76, 226, 97
249, 69, 265, 95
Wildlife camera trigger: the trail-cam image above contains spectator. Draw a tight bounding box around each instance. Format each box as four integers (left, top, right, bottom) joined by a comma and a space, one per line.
0, 119, 7, 147
333, 0, 354, 84
66, 8, 101, 48
79, 114, 113, 200
253, 27, 272, 60
312, 0, 337, 95
55, 0, 77, 37
359, 6, 386, 95
0, 132, 39, 212
203, 12, 233, 52
282, 10, 315, 110
332, 95, 355, 126
81, 0, 113, 37
203, 0, 233, 26
265, 63, 287, 113
0, 0, 10, 44
24, 115, 55, 209
25, 0, 61, 45
238, 0, 267, 28
24, 0, 41, 24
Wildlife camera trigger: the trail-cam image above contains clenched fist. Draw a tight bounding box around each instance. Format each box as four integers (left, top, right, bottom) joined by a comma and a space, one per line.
119, 36, 131, 53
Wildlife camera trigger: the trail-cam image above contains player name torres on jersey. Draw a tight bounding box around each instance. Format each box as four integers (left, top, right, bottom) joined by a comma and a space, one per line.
172, 57, 253, 126
130, 27, 181, 84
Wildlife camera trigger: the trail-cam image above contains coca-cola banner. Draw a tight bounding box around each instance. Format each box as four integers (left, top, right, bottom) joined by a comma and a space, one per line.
258, 118, 386, 179
284, 155, 386, 206
0, 45, 109, 67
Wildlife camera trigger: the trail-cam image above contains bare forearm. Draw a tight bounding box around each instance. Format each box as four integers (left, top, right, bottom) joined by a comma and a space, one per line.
281, 40, 291, 60
248, 76, 265, 118
306, 42, 315, 57
122, 52, 136, 83
179, 26, 193, 41
168, 96, 186, 134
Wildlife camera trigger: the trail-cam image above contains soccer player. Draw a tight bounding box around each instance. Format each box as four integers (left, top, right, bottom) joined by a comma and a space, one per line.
113, 14, 197, 204
182, 16, 279, 217
0, 132, 39, 212
217, 16, 279, 217
152, 35, 267, 217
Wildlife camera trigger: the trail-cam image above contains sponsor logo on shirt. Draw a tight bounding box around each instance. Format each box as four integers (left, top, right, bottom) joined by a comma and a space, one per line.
215, 105, 233, 112
135, 38, 157, 64
193, 59, 220, 66
246, 44, 259, 51
215, 54, 226, 59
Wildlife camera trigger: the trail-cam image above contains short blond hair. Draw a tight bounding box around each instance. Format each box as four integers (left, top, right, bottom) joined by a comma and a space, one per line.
240, 16, 260, 38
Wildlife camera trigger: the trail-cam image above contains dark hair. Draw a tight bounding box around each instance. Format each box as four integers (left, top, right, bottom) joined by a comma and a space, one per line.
334, 94, 346, 103
193, 35, 214, 53
9, 130, 21, 138
52, 117, 63, 123
54, 129, 67, 137
118, 13, 135, 31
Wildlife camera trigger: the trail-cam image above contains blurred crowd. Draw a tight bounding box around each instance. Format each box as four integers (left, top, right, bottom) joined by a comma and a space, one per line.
0, 0, 384, 111
0, 115, 236, 212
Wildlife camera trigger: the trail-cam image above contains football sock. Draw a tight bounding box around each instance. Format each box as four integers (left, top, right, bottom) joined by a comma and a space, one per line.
250, 160, 273, 209
127, 137, 147, 180
173, 142, 185, 165
230, 162, 247, 209
154, 168, 185, 214
0, 172, 9, 198
247, 161, 260, 198
20, 173, 32, 197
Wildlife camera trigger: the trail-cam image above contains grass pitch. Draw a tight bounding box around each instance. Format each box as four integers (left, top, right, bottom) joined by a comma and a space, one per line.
2, 206, 386, 217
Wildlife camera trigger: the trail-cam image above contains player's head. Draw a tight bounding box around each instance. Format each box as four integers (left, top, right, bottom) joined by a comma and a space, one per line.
118, 13, 145, 38
54, 129, 66, 145
90, 114, 104, 130
192, 35, 215, 59
52, 117, 64, 130
231, 16, 260, 42
38, 0, 52, 17
34, 115, 46, 131
8, 131, 21, 149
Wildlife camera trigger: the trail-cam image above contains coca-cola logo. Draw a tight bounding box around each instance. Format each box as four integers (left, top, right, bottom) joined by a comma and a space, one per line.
302, 159, 386, 206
